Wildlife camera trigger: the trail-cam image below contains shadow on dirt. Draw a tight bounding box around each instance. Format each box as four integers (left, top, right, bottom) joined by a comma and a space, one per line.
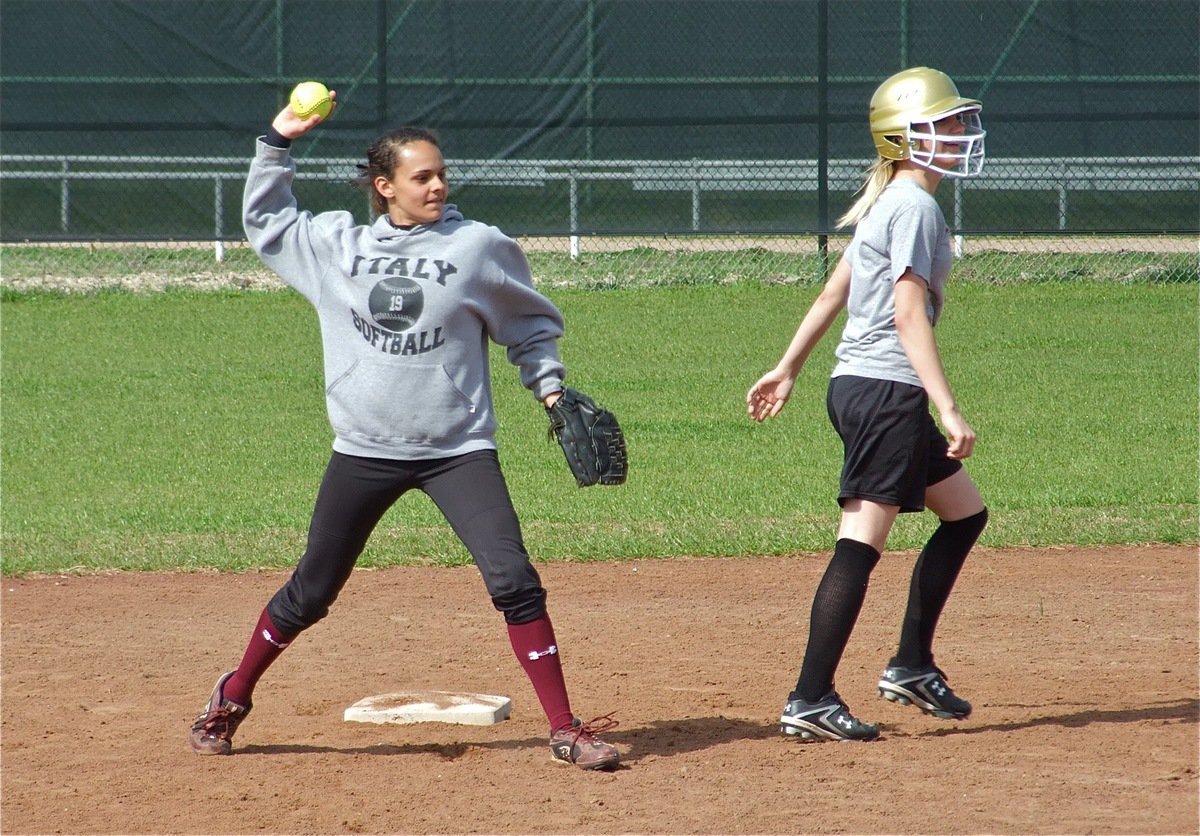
235, 714, 779, 761
908, 697, 1199, 738
235, 700, 1198, 757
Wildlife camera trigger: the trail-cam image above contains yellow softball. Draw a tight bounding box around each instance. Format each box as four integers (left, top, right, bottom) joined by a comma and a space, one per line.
289, 81, 333, 120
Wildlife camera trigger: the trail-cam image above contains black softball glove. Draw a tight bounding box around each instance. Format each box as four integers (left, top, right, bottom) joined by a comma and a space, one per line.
546, 387, 628, 487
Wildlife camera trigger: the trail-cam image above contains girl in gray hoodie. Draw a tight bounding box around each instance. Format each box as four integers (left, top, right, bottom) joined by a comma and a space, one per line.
188, 90, 619, 771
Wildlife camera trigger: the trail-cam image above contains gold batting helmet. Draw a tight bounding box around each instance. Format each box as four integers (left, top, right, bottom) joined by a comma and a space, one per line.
868, 66, 986, 177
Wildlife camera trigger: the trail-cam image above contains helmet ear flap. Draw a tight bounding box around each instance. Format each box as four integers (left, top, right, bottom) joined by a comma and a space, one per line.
876, 132, 911, 161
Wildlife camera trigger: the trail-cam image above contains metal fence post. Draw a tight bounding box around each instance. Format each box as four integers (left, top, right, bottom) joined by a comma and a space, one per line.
954, 178, 964, 257
214, 176, 225, 262
1058, 160, 1069, 230
60, 160, 70, 234
569, 173, 580, 259
817, 0, 830, 272
691, 159, 701, 231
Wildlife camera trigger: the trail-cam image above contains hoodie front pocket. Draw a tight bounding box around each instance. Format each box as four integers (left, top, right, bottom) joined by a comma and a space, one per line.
326, 358, 478, 444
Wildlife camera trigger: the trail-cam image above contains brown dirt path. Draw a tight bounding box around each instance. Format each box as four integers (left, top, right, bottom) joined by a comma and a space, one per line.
2, 545, 1196, 835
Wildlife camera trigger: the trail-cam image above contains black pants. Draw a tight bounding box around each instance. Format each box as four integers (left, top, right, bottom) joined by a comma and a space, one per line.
267, 449, 547, 634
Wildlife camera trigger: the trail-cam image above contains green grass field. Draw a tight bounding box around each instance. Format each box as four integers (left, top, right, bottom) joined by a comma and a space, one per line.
1, 280, 1196, 575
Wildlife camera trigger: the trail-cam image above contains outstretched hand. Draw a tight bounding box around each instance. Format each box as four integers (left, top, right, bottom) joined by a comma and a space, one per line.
271, 90, 337, 140
746, 369, 796, 422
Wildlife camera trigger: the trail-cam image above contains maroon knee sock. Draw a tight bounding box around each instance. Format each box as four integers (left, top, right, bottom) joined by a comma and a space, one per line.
222, 608, 294, 707
507, 614, 574, 733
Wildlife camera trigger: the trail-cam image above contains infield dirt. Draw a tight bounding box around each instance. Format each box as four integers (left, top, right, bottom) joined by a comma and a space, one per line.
2, 544, 1196, 835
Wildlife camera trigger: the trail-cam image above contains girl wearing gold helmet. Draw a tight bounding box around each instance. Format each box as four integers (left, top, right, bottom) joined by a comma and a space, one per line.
746, 67, 989, 742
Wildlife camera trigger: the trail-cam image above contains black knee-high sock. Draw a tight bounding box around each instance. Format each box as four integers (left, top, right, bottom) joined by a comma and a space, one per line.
793, 539, 881, 702
891, 508, 989, 669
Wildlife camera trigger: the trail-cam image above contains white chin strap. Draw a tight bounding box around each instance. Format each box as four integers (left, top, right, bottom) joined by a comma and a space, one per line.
907, 112, 987, 178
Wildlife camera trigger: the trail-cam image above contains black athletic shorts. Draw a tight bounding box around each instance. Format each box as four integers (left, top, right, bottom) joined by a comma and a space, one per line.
826, 374, 961, 513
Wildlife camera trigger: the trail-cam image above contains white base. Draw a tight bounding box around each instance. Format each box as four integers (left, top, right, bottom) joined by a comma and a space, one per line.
344, 691, 512, 726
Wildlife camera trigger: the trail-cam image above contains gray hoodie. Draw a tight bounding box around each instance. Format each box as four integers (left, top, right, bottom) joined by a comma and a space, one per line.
243, 140, 566, 460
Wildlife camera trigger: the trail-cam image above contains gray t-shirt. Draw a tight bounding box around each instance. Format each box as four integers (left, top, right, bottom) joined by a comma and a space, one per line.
831, 179, 952, 388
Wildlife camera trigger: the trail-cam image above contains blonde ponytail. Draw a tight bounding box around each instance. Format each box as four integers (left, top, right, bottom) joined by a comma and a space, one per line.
836, 158, 895, 229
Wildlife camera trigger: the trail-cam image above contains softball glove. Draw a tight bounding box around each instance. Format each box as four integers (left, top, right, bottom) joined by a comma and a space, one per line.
546, 387, 628, 487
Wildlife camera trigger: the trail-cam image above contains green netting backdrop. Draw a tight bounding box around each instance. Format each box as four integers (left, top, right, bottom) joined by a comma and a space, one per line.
1, 0, 1196, 283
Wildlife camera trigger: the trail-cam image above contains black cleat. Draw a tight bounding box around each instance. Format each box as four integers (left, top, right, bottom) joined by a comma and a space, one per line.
779, 692, 879, 742
878, 664, 971, 719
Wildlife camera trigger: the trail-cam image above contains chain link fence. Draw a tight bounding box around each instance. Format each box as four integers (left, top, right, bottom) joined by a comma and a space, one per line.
2, 0, 1196, 289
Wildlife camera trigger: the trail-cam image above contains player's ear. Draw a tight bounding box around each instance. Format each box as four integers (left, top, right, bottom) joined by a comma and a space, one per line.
374, 175, 395, 201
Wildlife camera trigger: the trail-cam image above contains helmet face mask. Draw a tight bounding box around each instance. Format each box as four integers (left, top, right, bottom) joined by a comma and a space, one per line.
906, 107, 986, 177
869, 67, 987, 178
